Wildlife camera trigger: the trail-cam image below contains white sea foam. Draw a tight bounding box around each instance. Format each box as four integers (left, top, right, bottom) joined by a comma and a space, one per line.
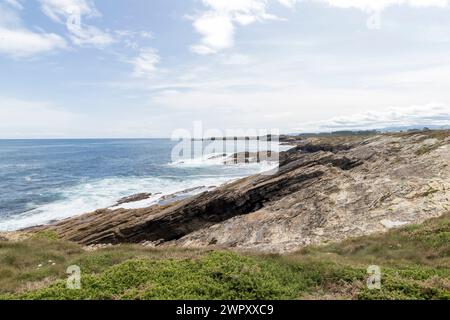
168, 153, 229, 167
0, 142, 292, 232
0, 175, 244, 231
168, 140, 292, 168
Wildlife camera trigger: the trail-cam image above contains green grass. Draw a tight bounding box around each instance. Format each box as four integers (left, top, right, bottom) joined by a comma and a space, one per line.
1, 213, 449, 300
409, 130, 450, 155
391, 130, 449, 141
415, 145, 438, 156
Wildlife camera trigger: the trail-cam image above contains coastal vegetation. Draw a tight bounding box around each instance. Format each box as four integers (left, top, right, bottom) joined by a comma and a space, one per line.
1, 212, 449, 300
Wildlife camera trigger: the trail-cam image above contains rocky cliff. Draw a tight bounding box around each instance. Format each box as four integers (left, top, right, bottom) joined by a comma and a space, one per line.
34, 130, 450, 253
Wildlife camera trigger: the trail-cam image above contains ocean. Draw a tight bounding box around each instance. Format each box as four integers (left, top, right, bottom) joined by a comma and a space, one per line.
0, 139, 286, 231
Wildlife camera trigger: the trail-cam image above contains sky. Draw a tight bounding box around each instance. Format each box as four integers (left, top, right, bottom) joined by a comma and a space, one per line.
0, 0, 450, 138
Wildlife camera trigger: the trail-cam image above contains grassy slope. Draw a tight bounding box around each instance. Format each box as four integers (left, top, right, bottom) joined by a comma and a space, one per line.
0, 213, 449, 300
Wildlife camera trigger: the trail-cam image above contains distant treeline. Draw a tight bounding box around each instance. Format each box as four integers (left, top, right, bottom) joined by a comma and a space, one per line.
287, 130, 380, 138
192, 135, 276, 141
192, 127, 444, 141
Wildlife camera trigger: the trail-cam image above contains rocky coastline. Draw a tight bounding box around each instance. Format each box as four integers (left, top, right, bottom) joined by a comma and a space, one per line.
3, 130, 450, 254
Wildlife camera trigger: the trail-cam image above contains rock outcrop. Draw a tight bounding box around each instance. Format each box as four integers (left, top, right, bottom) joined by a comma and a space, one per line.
114, 193, 152, 206
35, 131, 450, 253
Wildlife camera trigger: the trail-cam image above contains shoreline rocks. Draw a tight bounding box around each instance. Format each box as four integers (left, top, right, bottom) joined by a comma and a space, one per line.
114, 193, 152, 206
19, 130, 450, 253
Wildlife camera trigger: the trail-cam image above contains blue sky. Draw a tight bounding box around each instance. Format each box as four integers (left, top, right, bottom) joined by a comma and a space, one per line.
0, 0, 450, 138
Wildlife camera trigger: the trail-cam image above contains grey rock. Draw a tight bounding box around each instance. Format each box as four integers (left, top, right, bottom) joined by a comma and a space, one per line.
32, 131, 450, 253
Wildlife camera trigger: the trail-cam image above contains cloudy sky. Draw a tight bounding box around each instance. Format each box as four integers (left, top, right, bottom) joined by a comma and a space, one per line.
0, 0, 450, 138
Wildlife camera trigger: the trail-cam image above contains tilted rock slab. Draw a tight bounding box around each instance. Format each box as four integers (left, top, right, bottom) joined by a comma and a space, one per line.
37, 131, 450, 253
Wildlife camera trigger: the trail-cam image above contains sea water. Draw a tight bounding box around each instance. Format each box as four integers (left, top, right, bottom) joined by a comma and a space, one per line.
0, 139, 288, 231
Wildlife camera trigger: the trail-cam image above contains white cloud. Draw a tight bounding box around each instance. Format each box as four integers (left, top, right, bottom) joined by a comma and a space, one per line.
315, 0, 449, 12
39, 0, 100, 23
39, 0, 115, 47
114, 30, 154, 49
191, 0, 294, 54
67, 23, 115, 47
0, 3, 67, 58
298, 103, 450, 131
278, 1, 450, 30
191, 13, 235, 54
129, 48, 160, 78
0, 27, 67, 58
38, 1, 153, 49
191, 0, 450, 47
277, 0, 298, 7
312, 0, 450, 29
